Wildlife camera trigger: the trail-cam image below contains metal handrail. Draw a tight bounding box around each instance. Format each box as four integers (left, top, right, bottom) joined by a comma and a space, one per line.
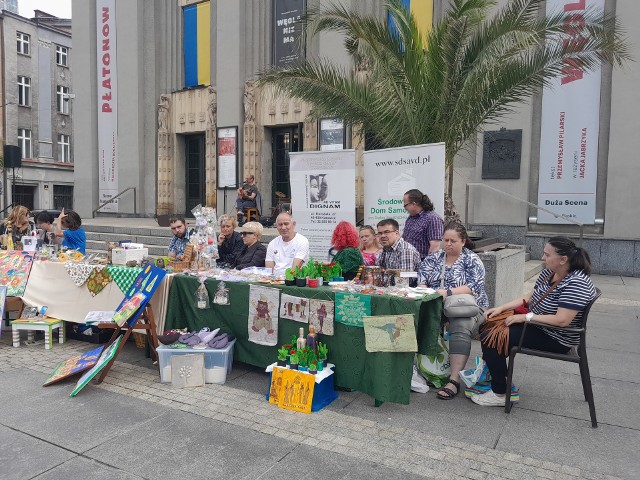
92, 187, 137, 217
465, 183, 584, 246
0, 202, 16, 217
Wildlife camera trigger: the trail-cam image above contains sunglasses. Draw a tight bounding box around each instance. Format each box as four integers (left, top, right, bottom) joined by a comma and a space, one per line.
241, 231, 255, 236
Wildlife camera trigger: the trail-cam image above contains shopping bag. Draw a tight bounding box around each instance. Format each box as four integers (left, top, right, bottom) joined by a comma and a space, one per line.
410, 364, 429, 393
459, 355, 489, 388
417, 334, 450, 388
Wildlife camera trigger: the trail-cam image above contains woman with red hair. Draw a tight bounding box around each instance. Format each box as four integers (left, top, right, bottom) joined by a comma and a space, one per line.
329, 221, 364, 280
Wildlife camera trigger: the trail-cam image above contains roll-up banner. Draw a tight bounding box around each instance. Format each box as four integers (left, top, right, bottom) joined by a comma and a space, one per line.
289, 150, 356, 260
363, 143, 445, 232
96, 0, 118, 212
537, 0, 603, 225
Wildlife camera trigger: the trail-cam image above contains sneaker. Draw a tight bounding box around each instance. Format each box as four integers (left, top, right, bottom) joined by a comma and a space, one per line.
471, 390, 508, 407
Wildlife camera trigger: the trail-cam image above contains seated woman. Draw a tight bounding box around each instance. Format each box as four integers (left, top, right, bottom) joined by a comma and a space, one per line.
359, 225, 382, 266
417, 222, 488, 400
0, 205, 35, 249
329, 221, 364, 280
217, 214, 244, 267
472, 237, 596, 407
55, 209, 86, 254
232, 221, 267, 270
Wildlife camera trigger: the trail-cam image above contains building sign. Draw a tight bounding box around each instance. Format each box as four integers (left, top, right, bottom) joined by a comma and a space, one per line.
363, 143, 445, 232
96, 0, 118, 212
537, 0, 603, 225
289, 150, 356, 259
273, 0, 306, 67
217, 127, 238, 188
319, 119, 345, 151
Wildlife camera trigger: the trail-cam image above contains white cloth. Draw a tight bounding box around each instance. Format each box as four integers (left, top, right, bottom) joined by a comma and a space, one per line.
265, 233, 310, 277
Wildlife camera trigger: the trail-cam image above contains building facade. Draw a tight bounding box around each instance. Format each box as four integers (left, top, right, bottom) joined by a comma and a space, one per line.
1, 9, 74, 212
72, 0, 640, 274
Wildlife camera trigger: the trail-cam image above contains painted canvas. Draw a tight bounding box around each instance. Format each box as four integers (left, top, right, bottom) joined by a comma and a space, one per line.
248, 285, 280, 346
43, 345, 105, 386
309, 299, 334, 335
279, 294, 309, 323
0, 285, 6, 339
277, 368, 315, 414
0, 251, 34, 297
334, 292, 371, 328
268, 366, 286, 405
70, 335, 124, 397
171, 353, 205, 388
363, 315, 418, 353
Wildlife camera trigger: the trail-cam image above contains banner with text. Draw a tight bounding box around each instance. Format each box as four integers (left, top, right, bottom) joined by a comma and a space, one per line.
364, 143, 445, 232
537, 0, 603, 225
96, 0, 119, 212
289, 150, 356, 260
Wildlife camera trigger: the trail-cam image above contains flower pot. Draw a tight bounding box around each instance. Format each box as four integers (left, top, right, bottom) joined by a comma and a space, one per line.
277, 359, 287, 367
309, 368, 317, 375
307, 278, 320, 288
295, 278, 307, 287
284, 279, 296, 286
298, 366, 308, 372
319, 358, 327, 369
332, 276, 344, 282
289, 363, 299, 370
317, 362, 324, 372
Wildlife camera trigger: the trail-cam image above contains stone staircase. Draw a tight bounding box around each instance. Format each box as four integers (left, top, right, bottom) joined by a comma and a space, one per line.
472, 235, 544, 281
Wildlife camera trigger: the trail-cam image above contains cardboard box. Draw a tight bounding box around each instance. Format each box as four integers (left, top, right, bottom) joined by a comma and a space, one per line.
111, 247, 148, 265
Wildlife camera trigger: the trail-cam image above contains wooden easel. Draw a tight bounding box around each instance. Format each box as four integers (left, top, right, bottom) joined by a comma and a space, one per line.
94, 304, 159, 384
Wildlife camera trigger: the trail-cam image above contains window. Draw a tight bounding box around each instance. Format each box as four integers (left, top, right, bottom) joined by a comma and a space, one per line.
57, 134, 71, 163
13, 185, 35, 211
17, 32, 30, 55
57, 86, 70, 114
18, 76, 31, 106
18, 128, 32, 158
56, 45, 68, 66
53, 185, 74, 210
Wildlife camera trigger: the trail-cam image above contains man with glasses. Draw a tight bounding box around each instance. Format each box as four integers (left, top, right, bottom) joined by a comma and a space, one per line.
375, 218, 421, 271
402, 189, 444, 258
167, 216, 191, 259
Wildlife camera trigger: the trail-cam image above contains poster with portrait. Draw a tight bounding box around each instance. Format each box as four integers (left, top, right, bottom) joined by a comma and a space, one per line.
289, 150, 356, 259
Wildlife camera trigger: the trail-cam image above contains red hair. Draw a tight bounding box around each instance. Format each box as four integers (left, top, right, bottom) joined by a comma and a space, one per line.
331, 221, 360, 251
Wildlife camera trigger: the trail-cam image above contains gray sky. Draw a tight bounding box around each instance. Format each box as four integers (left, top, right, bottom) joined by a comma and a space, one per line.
18, 0, 71, 19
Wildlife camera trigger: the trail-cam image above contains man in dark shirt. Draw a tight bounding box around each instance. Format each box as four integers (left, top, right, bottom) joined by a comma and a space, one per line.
236, 175, 259, 224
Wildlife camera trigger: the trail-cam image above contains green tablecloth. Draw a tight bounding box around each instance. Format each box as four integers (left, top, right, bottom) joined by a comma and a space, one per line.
165, 276, 442, 404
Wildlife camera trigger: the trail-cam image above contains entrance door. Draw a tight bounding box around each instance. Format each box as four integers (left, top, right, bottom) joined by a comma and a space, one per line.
272, 125, 302, 205
185, 135, 205, 215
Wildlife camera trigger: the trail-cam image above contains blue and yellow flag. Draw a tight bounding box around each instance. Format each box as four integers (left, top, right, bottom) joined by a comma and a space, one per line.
389, 0, 433, 41
183, 1, 211, 88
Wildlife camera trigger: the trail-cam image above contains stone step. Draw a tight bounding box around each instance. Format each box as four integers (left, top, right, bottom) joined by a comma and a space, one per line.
85, 231, 172, 246
86, 239, 168, 257
84, 224, 174, 238
473, 237, 499, 249
524, 260, 544, 281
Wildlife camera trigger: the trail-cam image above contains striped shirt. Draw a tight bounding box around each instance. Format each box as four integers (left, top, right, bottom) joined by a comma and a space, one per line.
376, 238, 421, 272
531, 268, 596, 347
402, 210, 444, 258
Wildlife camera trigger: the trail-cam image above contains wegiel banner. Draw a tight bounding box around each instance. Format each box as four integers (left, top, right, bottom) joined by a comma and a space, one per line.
364, 143, 445, 232
537, 0, 603, 225
289, 150, 356, 260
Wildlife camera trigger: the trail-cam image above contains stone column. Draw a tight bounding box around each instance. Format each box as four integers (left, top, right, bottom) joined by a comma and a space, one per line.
205, 86, 218, 207
243, 81, 260, 181
157, 94, 174, 214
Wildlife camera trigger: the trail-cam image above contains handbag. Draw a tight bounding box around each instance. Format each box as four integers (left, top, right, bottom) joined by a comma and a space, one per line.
440, 262, 480, 318
480, 273, 564, 355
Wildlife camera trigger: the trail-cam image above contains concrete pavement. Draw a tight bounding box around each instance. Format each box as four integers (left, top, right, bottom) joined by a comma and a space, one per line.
1, 274, 638, 479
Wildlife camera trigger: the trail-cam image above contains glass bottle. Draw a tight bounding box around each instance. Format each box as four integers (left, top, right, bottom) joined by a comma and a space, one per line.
296, 327, 306, 350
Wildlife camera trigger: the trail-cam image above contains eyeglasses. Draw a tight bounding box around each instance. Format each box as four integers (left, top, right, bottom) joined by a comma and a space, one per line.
403, 202, 413, 208
376, 230, 398, 236
241, 231, 255, 236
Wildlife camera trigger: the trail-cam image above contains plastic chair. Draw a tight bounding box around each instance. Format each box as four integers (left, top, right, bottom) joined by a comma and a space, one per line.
505, 288, 602, 427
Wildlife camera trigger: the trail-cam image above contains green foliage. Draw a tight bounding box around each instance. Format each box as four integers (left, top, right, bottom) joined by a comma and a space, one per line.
277, 346, 289, 361
259, 0, 630, 197
320, 262, 342, 281
285, 267, 296, 281
309, 361, 318, 371
302, 257, 321, 279
317, 341, 328, 360
289, 352, 299, 364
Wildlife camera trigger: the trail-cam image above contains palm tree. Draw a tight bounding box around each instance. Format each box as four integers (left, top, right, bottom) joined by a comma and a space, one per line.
259, 0, 630, 203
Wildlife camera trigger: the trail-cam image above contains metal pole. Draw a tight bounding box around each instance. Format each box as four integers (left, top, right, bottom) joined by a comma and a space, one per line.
465, 183, 470, 230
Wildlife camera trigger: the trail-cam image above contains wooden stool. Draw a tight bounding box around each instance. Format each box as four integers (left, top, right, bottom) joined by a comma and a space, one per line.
11, 317, 65, 350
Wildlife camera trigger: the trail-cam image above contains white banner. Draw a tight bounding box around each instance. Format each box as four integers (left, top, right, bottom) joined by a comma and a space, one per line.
289, 150, 356, 260
364, 143, 445, 232
537, 0, 603, 225
96, 0, 118, 212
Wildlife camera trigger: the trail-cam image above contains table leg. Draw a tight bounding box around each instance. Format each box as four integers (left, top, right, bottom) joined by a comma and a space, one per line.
12, 328, 20, 348
45, 328, 51, 350
27, 331, 35, 343
58, 322, 65, 344
374, 399, 384, 407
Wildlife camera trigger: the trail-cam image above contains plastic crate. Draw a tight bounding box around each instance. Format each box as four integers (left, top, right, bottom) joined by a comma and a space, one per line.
157, 340, 235, 384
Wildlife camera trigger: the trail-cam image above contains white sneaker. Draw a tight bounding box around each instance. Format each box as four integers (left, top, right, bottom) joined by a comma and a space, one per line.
471, 390, 507, 407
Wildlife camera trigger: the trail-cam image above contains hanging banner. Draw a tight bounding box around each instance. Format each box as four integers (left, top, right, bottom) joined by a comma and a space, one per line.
273, 0, 306, 67
96, 0, 119, 212
363, 143, 445, 232
289, 150, 356, 260
537, 0, 603, 225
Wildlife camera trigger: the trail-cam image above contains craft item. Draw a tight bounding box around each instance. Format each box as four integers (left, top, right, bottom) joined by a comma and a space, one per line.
279, 294, 309, 322
363, 315, 417, 352
171, 353, 205, 388
306, 324, 318, 352
43, 346, 105, 386
296, 327, 307, 350
195, 279, 210, 309
106, 265, 143, 294
268, 366, 286, 405
112, 292, 147, 326
70, 335, 124, 397
0, 251, 34, 296
309, 299, 334, 335
213, 281, 230, 305
335, 292, 371, 327
277, 368, 315, 414
86, 267, 112, 296
247, 285, 280, 346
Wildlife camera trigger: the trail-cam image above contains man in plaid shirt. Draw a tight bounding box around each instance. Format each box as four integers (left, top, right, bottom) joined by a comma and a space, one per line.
168, 216, 192, 259
402, 189, 444, 258
376, 219, 421, 271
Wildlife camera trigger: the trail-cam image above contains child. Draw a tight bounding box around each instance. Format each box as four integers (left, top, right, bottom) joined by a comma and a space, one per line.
55, 208, 86, 254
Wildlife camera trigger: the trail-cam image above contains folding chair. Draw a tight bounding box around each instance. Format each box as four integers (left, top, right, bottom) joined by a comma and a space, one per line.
505, 288, 602, 427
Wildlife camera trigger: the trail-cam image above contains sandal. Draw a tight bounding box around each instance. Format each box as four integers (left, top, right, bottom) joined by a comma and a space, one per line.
437, 379, 460, 400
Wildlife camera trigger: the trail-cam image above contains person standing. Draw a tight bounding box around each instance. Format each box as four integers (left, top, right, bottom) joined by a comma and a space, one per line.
265, 213, 309, 276
376, 218, 421, 271
402, 189, 444, 258
167, 216, 191, 259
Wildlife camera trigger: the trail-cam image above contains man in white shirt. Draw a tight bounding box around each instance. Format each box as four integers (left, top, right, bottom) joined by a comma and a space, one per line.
265, 213, 309, 276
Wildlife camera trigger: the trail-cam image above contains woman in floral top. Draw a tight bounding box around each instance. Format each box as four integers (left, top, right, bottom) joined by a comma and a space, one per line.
418, 222, 488, 400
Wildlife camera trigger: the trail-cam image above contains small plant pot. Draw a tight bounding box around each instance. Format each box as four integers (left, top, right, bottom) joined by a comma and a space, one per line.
298, 366, 308, 372
317, 362, 324, 372
284, 279, 296, 286
289, 363, 299, 370
332, 276, 344, 282
295, 278, 307, 287
319, 358, 327, 369
277, 359, 287, 367
309, 368, 317, 375
307, 278, 320, 288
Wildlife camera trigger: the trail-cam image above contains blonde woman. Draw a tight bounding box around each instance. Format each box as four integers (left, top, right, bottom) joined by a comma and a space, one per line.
218, 214, 244, 267
359, 225, 382, 266
0, 205, 35, 248
233, 221, 267, 269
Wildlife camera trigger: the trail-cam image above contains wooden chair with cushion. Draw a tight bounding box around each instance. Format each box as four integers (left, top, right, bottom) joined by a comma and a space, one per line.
505, 288, 602, 427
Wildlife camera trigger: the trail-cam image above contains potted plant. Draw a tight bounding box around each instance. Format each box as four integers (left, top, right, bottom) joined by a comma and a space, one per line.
309, 361, 318, 375
321, 262, 343, 284
277, 346, 288, 367
298, 351, 308, 372
289, 352, 299, 370
295, 264, 307, 287
317, 342, 328, 368
284, 267, 297, 286
306, 259, 321, 288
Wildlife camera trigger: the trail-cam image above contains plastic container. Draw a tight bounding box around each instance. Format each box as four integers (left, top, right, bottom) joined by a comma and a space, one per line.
157, 339, 235, 384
